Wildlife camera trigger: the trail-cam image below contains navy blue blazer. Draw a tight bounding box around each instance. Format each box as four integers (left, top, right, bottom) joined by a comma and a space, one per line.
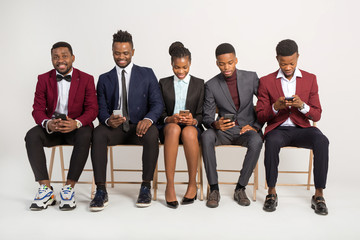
96, 64, 164, 125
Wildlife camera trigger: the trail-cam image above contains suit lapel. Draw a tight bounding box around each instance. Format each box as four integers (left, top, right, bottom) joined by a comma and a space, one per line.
185, 76, 193, 110
109, 67, 120, 109
295, 70, 303, 95
275, 70, 285, 97
218, 74, 236, 111
49, 70, 58, 111
236, 70, 244, 111
68, 68, 79, 110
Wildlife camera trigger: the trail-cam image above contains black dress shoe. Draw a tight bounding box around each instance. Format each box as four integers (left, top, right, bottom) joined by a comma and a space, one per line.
181, 193, 197, 205
263, 194, 278, 212
166, 200, 179, 209
311, 195, 328, 215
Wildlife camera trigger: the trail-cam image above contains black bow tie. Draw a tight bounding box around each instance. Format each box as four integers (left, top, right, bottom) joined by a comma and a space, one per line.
56, 74, 72, 82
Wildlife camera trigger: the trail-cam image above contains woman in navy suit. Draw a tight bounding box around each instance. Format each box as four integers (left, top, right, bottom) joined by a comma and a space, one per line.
158, 42, 204, 208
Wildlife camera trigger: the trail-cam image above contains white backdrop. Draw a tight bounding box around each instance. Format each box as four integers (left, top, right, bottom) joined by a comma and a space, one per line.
0, 0, 359, 238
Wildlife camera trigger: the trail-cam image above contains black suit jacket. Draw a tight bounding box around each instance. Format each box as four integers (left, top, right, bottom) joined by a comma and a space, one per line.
158, 75, 204, 129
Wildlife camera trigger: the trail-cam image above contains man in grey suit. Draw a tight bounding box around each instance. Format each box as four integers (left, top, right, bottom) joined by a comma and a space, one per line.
202, 43, 263, 208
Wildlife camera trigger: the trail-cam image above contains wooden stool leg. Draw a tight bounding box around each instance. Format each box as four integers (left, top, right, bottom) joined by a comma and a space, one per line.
49, 147, 56, 181
109, 147, 115, 188
253, 162, 258, 201
307, 149, 314, 190
198, 151, 204, 201
59, 146, 66, 185
153, 162, 158, 201
91, 177, 96, 199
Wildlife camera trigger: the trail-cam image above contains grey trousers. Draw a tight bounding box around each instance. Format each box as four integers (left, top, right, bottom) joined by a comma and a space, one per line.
201, 126, 263, 186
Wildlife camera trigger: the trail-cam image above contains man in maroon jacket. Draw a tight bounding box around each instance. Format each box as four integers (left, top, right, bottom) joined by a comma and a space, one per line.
25, 42, 98, 211
256, 39, 329, 215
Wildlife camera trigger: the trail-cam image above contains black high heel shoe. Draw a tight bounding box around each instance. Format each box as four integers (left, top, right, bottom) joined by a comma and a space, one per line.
166, 200, 179, 209
181, 191, 197, 205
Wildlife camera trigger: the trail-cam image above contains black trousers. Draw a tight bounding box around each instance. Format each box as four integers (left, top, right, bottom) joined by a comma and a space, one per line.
264, 126, 329, 189
25, 125, 92, 182
91, 124, 159, 184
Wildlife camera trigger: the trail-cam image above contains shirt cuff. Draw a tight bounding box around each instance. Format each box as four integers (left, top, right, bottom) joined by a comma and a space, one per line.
105, 118, 110, 127
75, 119, 82, 128
41, 119, 49, 128
164, 116, 168, 124
299, 103, 310, 114
144, 118, 153, 124
272, 104, 279, 114
45, 119, 54, 134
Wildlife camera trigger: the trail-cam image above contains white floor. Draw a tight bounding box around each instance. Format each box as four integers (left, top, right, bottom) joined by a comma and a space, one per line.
1, 157, 359, 240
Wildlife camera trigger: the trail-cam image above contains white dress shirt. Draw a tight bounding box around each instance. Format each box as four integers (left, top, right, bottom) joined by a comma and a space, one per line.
54, 69, 72, 116
273, 67, 310, 127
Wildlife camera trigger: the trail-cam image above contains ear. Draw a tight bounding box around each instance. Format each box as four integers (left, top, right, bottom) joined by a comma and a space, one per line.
72, 55, 75, 63
132, 49, 135, 56
216, 60, 219, 67
235, 57, 238, 65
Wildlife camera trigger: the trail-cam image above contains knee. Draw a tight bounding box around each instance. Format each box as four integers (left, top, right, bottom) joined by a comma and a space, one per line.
265, 136, 283, 149
92, 126, 108, 144
25, 126, 42, 143
314, 134, 329, 148
76, 127, 93, 144
143, 125, 159, 142
181, 127, 198, 143
248, 134, 263, 151
164, 123, 181, 137
201, 129, 216, 145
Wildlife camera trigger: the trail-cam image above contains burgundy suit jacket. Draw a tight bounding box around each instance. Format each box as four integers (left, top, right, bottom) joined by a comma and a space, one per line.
32, 68, 98, 127
256, 69, 322, 136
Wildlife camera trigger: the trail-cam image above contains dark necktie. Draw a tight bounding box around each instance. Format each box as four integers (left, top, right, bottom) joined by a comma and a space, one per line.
56, 74, 72, 82
121, 70, 130, 132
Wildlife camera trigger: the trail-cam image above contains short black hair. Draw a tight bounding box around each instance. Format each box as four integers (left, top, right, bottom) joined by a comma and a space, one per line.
215, 43, 236, 57
276, 39, 298, 56
113, 30, 133, 48
51, 41, 73, 55
169, 41, 191, 63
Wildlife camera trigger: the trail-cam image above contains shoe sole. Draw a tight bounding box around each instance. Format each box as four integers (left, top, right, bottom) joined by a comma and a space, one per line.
90, 201, 109, 212
136, 202, 151, 208
59, 204, 76, 211
30, 199, 56, 211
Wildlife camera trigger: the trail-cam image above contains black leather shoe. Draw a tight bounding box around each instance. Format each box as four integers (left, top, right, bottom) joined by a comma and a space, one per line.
263, 194, 278, 212
181, 193, 197, 205
136, 186, 152, 208
311, 195, 328, 215
166, 200, 179, 209
90, 189, 108, 212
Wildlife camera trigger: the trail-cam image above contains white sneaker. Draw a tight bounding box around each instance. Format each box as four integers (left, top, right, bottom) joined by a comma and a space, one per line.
59, 185, 76, 211
30, 184, 56, 211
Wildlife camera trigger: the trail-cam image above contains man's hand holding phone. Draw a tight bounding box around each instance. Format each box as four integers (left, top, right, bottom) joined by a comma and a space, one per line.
108, 110, 126, 128
215, 114, 235, 131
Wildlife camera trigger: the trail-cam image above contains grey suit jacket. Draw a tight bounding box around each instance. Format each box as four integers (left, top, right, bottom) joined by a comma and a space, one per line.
203, 69, 262, 131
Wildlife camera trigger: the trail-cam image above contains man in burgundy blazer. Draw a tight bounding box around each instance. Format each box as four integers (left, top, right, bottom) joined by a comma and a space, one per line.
25, 42, 98, 211
256, 39, 329, 215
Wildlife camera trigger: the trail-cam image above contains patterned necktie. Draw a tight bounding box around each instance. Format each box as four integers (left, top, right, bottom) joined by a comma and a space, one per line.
56, 74, 71, 82
121, 70, 130, 132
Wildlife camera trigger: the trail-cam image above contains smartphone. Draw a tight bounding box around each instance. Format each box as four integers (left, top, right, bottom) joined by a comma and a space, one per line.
224, 113, 235, 122
113, 110, 122, 116
54, 113, 67, 120
179, 110, 190, 116
285, 97, 294, 101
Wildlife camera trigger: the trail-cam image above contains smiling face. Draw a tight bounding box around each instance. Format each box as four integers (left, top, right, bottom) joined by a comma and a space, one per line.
112, 42, 134, 68
51, 47, 74, 75
216, 53, 238, 78
277, 52, 299, 80
172, 56, 191, 80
